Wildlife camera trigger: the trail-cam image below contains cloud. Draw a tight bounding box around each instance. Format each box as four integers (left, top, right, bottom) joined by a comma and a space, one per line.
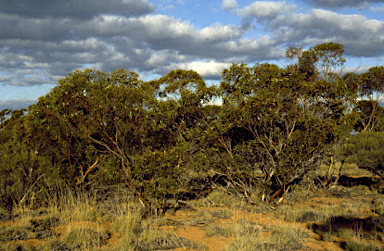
233, 3, 384, 59
1, 0, 383, 89
198, 23, 245, 42
167, 60, 232, 79
1, 10, 278, 84
370, 6, 384, 12
222, 0, 238, 10
236, 1, 295, 19
0, 0, 155, 19
307, 0, 384, 9
0, 100, 37, 111
266, 9, 384, 57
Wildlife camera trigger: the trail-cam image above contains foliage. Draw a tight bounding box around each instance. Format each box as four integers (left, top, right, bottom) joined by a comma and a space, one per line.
2, 42, 382, 211
354, 100, 384, 132
338, 131, 384, 179
23, 68, 159, 213
356, 66, 384, 132
0, 109, 60, 210
22, 68, 219, 215
297, 42, 346, 81
216, 61, 357, 202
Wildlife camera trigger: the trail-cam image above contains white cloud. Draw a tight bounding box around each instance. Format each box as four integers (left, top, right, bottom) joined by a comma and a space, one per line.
168, 60, 231, 78
222, 0, 238, 10
1, 0, 383, 90
237, 1, 293, 19
370, 6, 384, 12
248, 7, 384, 57
198, 23, 243, 42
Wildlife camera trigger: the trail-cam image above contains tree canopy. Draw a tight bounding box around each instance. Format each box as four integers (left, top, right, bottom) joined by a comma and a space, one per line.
1, 42, 383, 214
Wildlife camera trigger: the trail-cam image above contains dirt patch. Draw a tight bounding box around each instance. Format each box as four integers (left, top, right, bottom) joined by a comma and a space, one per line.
160, 225, 230, 251
161, 210, 235, 251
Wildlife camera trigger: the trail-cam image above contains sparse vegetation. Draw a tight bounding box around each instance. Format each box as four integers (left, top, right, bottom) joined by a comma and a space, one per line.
226, 225, 309, 251
1, 42, 384, 250
345, 238, 384, 251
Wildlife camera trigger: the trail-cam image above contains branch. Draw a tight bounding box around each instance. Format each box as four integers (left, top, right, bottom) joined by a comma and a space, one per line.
200, 117, 233, 158
19, 174, 46, 205
76, 155, 102, 186
363, 101, 378, 132
86, 134, 120, 157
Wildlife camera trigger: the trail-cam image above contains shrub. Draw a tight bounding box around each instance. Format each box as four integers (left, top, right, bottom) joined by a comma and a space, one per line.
338, 131, 384, 179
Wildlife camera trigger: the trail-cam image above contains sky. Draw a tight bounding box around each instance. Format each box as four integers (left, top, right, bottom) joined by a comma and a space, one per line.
1, 0, 384, 110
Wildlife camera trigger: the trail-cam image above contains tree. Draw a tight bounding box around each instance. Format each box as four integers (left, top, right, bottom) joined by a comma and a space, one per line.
0, 109, 58, 210
217, 61, 357, 203
297, 42, 346, 81
23, 68, 218, 216
357, 66, 384, 132
354, 100, 384, 132
294, 42, 349, 180
25, 69, 158, 214
141, 70, 218, 206
286, 46, 302, 74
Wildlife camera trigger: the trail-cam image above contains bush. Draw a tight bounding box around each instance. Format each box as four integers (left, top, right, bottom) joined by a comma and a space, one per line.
338, 132, 384, 179
0, 109, 63, 211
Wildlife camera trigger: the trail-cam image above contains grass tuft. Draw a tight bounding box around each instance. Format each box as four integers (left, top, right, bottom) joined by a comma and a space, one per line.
226, 225, 309, 251
345, 238, 384, 251
62, 227, 109, 250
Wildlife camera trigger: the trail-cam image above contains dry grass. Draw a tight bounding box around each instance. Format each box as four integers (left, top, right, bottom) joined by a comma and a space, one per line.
1, 163, 384, 251
225, 225, 310, 251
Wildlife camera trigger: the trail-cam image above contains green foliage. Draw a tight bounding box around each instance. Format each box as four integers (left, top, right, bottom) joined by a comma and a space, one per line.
2, 42, 379, 211
354, 100, 384, 132
360, 66, 384, 96
217, 61, 357, 202
0, 109, 61, 210
132, 145, 189, 204
373, 197, 384, 216
338, 131, 384, 179
21, 68, 219, 215
354, 66, 384, 132
23, 68, 161, 212
297, 42, 346, 81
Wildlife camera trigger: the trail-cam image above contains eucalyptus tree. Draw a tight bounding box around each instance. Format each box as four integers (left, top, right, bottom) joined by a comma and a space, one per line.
138, 70, 218, 206
23, 68, 219, 216
292, 42, 351, 180
354, 100, 384, 132
0, 109, 57, 209
24, 69, 160, 213
296, 42, 346, 81
356, 66, 384, 132
217, 60, 358, 203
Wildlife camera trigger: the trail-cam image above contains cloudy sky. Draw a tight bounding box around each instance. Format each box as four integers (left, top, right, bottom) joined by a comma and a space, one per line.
1, 0, 384, 110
